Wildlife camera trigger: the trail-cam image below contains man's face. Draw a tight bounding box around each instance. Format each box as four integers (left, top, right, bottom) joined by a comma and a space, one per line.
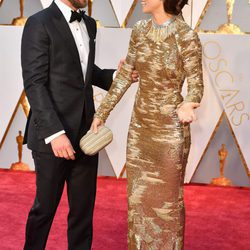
68, 0, 87, 9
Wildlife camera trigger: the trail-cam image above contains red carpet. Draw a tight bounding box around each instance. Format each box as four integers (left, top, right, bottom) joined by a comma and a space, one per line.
0, 170, 249, 250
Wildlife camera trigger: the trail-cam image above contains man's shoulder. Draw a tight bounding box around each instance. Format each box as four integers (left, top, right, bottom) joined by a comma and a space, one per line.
31, 7, 50, 19
27, 3, 55, 24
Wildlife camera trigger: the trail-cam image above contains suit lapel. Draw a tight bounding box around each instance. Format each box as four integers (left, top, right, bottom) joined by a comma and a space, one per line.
83, 17, 95, 40
48, 3, 97, 85
48, 3, 83, 80
83, 17, 95, 86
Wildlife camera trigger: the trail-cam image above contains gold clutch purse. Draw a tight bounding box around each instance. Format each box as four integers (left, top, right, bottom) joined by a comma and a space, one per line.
79, 126, 113, 156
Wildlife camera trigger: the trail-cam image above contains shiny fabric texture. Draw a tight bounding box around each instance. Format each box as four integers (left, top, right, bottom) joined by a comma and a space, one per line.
95, 17, 203, 249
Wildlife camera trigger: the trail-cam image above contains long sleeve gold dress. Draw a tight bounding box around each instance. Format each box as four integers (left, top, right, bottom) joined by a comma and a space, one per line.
95, 16, 203, 250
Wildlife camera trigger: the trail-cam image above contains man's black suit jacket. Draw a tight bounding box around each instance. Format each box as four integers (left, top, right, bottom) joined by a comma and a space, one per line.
21, 2, 114, 153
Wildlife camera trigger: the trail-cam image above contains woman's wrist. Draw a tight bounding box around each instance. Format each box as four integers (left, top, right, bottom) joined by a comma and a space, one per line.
94, 113, 105, 123
177, 101, 200, 111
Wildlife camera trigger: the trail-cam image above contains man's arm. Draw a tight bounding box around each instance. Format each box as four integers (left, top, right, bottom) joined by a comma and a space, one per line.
21, 16, 64, 139
92, 64, 139, 91
91, 65, 115, 91
21, 16, 75, 160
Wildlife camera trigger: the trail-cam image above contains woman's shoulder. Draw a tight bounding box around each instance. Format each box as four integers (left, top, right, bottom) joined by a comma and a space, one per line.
175, 16, 199, 39
132, 19, 151, 32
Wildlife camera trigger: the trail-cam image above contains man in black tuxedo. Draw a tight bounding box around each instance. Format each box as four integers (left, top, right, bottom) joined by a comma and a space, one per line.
21, 0, 138, 249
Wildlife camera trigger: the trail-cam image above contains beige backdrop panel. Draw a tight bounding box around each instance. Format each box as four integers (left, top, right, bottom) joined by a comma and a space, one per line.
0, 27, 23, 142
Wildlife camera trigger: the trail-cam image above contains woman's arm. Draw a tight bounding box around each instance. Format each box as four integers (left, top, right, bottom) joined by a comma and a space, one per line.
176, 28, 204, 123
93, 23, 139, 124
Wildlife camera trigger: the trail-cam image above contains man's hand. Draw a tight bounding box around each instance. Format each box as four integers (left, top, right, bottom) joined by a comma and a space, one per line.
176, 102, 200, 124
131, 69, 139, 83
117, 59, 139, 83
51, 134, 76, 160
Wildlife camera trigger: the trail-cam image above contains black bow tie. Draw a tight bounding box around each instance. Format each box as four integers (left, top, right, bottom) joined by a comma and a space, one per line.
69, 10, 86, 23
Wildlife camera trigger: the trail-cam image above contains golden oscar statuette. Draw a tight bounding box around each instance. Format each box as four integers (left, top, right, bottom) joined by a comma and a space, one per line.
12, 0, 27, 26
88, 0, 93, 17
10, 131, 30, 171
20, 91, 30, 118
87, 0, 101, 27
211, 144, 233, 186
218, 0, 243, 34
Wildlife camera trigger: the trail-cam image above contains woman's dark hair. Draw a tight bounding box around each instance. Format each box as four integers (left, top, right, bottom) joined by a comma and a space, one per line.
163, 0, 188, 15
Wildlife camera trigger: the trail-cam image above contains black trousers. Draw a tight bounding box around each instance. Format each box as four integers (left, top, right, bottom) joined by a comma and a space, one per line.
23, 151, 98, 250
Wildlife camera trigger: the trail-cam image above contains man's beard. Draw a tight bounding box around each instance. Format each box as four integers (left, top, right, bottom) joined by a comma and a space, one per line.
68, 0, 87, 9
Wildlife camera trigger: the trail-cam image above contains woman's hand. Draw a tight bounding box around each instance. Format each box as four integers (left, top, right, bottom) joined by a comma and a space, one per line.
90, 117, 104, 134
176, 102, 200, 124
117, 59, 139, 83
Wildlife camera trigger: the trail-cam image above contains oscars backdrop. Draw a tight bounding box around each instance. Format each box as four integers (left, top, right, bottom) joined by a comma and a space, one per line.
0, 0, 249, 186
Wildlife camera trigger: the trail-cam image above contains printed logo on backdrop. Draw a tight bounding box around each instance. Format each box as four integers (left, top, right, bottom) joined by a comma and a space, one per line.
171, 0, 250, 182
203, 40, 250, 128
188, 0, 250, 182
202, 37, 250, 174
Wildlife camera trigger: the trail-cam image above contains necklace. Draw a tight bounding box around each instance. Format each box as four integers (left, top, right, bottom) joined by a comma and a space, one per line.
152, 16, 175, 28
147, 16, 177, 43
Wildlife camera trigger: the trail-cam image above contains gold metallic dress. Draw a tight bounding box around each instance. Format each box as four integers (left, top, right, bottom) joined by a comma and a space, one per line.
95, 17, 203, 250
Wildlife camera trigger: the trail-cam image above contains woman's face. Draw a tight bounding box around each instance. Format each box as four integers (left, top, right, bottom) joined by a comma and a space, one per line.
141, 0, 164, 14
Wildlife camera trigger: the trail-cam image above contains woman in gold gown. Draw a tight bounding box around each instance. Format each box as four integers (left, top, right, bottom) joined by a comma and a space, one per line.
91, 0, 203, 249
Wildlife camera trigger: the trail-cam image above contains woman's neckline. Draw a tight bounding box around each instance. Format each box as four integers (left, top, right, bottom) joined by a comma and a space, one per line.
152, 16, 176, 28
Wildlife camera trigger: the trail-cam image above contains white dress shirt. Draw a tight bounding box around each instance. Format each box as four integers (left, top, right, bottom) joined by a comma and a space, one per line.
45, 0, 89, 144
